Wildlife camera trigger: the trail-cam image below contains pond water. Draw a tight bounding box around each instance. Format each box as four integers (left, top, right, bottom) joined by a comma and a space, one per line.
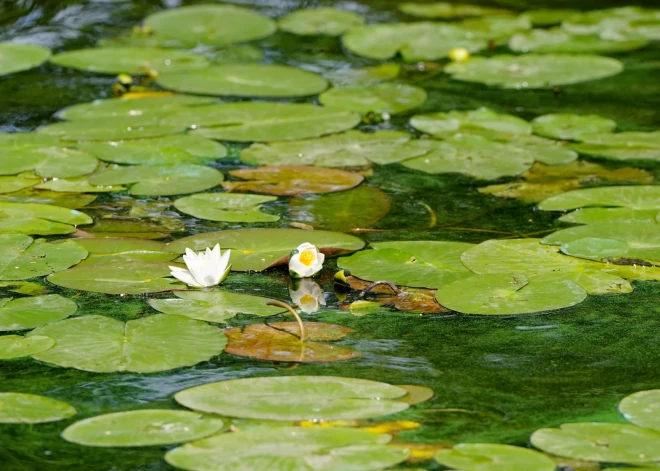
1, 0, 660, 470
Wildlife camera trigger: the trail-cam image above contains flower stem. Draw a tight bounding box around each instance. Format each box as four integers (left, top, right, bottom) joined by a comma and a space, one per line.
266, 300, 306, 343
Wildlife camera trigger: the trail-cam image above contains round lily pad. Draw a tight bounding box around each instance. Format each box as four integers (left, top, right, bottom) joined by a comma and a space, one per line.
37, 121, 187, 141
174, 193, 278, 222
509, 29, 648, 54
531, 113, 617, 140
410, 108, 531, 138
175, 376, 409, 421
0, 294, 77, 331
166, 426, 408, 471
319, 83, 426, 115
538, 185, 660, 211
0, 335, 54, 359
445, 54, 624, 88
28, 314, 226, 373
0, 42, 51, 76
278, 8, 364, 36
435, 443, 556, 471
62, 410, 225, 447
530, 423, 660, 463
0, 393, 76, 423
144, 5, 276, 47
0, 189, 96, 208
50, 47, 209, 75
166, 228, 364, 271
157, 64, 328, 98
399, 2, 511, 19
0, 147, 98, 178
619, 390, 660, 431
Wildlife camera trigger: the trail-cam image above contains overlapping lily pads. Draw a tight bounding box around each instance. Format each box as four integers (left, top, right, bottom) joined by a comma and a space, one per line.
37, 121, 187, 141
0, 42, 51, 76
0, 234, 87, 280
35, 176, 125, 193
399, 2, 510, 19
325, 64, 401, 86
72, 238, 177, 265
435, 443, 556, 471
538, 185, 660, 211
509, 29, 648, 54
0, 294, 77, 331
278, 8, 364, 36
319, 83, 427, 115
174, 193, 279, 222
0, 147, 98, 178
572, 131, 660, 162
0, 202, 92, 235
28, 314, 226, 373
0, 393, 76, 423
0, 335, 54, 359
410, 108, 531, 138
531, 113, 617, 140
559, 207, 659, 225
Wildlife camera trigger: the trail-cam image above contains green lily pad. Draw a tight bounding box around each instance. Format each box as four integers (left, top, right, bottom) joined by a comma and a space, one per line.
166, 228, 365, 271
174, 193, 279, 223
481, 133, 579, 166
522, 9, 581, 26
559, 207, 660, 225
149, 290, 283, 324
326, 64, 401, 87
0, 235, 87, 280
0, 294, 77, 331
72, 238, 177, 265
241, 130, 425, 167
278, 8, 364, 36
509, 29, 648, 54
36, 177, 125, 193
37, 121, 187, 141
435, 443, 557, 470
0, 393, 76, 423
50, 47, 209, 75
435, 273, 587, 315
175, 376, 409, 421
0, 189, 96, 208
28, 314, 226, 373
47, 261, 180, 294
399, 2, 511, 19
0, 132, 60, 148
0, 335, 54, 359
445, 54, 623, 88
578, 131, 660, 147
460, 15, 532, 41
573, 142, 660, 161
204, 45, 264, 64
342, 22, 487, 62
410, 108, 532, 138
0, 42, 51, 76
0, 173, 40, 194
85, 218, 182, 240
538, 185, 660, 211
338, 241, 474, 289
0, 202, 91, 235
319, 83, 426, 115
157, 64, 328, 98
619, 390, 660, 431
561, 7, 655, 37
531, 113, 617, 140
0, 147, 98, 178
530, 423, 660, 463
144, 5, 276, 47
289, 185, 391, 231
89, 164, 223, 196
62, 410, 225, 447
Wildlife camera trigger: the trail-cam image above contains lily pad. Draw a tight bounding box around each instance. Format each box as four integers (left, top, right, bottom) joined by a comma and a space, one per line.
531, 113, 617, 140
399, 2, 511, 19
0, 295, 77, 331
157, 64, 328, 98
0, 202, 92, 235
460, 15, 532, 41
572, 142, 660, 161
410, 108, 531, 138
0, 42, 51, 76
0, 189, 96, 208
346, 276, 447, 314
166, 228, 365, 271
0, 235, 87, 280
538, 185, 660, 211
61, 410, 225, 447
326, 64, 401, 87
319, 83, 427, 115
28, 314, 226, 373
619, 390, 660, 431
522, 9, 581, 26
0, 132, 59, 148
148, 290, 284, 323
0, 173, 41, 194
223, 165, 363, 196
574, 131, 660, 157
85, 218, 182, 240
278, 8, 364, 36
559, 207, 660, 225
72, 238, 177, 265
166, 427, 408, 471
509, 29, 648, 54
37, 121, 187, 141
175, 376, 409, 421
0, 393, 76, 424
174, 193, 278, 223
0, 147, 98, 178
435, 443, 557, 471
445, 54, 623, 88
530, 423, 660, 463
50, 47, 209, 75
144, 5, 276, 47
225, 322, 359, 363
36, 177, 125, 193
0, 335, 54, 359
89, 164, 223, 196
481, 132, 579, 166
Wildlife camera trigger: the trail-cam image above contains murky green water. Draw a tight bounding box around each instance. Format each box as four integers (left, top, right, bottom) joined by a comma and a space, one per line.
1, 0, 659, 470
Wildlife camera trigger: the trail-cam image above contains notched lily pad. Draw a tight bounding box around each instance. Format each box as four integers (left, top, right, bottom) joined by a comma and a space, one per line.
0, 393, 76, 423
174, 193, 279, 223
509, 28, 648, 54
320, 83, 427, 115
0, 294, 77, 331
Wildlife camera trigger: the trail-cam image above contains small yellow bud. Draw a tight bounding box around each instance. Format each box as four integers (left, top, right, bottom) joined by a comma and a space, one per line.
448, 47, 470, 63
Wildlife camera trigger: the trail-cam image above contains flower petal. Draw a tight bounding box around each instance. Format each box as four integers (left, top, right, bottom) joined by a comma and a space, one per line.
169, 266, 205, 288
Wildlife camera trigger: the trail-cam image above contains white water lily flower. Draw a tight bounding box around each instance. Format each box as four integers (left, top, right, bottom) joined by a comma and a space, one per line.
289, 279, 326, 313
288, 242, 325, 278
169, 244, 231, 288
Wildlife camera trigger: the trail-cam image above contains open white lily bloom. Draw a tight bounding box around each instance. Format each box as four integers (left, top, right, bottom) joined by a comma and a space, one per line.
169, 244, 231, 288
289, 279, 326, 314
288, 242, 325, 278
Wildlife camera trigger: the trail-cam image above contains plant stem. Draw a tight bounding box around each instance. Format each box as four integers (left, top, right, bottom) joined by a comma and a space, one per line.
266, 300, 306, 343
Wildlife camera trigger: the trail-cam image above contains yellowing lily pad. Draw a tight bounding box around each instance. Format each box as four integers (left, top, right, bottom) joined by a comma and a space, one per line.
539, 185, 660, 211
0, 234, 87, 280
174, 193, 278, 223
410, 108, 531, 138
399, 2, 511, 19
0, 42, 50, 76
278, 8, 364, 36
319, 83, 427, 115
509, 29, 648, 54
619, 390, 660, 431
62, 410, 225, 447
435, 443, 556, 471
28, 314, 226, 373
0, 147, 98, 178
0, 294, 77, 331
0, 393, 76, 423
0, 335, 54, 359
531, 113, 617, 140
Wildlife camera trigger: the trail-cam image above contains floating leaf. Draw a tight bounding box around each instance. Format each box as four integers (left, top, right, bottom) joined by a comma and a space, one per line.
0, 173, 40, 194
559, 207, 660, 225
319, 83, 427, 115
72, 238, 177, 265
398, 385, 435, 405
225, 322, 359, 363
223, 165, 363, 196
576, 132, 660, 148
36, 177, 126, 193
410, 108, 531, 138
0, 393, 76, 424
482, 132, 579, 165
144, 5, 276, 47
0, 189, 96, 208
204, 45, 264, 64
166, 427, 408, 471
62, 410, 225, 447
158, 64, 328, 98
435, 443, 556, 471
174, 193, 279, 223
573, 143, 660, 161
571, 131, 660, 162
539, 185, 660, 211
167, 228, 364, 271
50, 47, 209, 75
509, 29, 647, 54
399, 2, 510, 19
89, 164, 223, 196
29, 314, 226, 373
326, 64, 401, 87
0, 281, 47, 296
175, 376, 409, 421
278, 8, 364, 36
562, 7, 659, 40
445, 54, 623, 88
0, 295, 77, 331
531, 113, 617, 140
0, 335, 54, 359
0, 42, 50, 76
0, 132, 59, 148
619, 390, 660, 432
38, 121, 187, 141
0, 147, 98, 178
85, 217, 182, 240
0, 202, 91, 235
0, 235, 87, 280
522, 9, 581, 26
460, 15, 532, 41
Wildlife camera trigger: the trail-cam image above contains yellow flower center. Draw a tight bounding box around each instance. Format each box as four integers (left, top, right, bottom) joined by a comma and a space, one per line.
299, 250, 315, 267
300, 294, 316, 304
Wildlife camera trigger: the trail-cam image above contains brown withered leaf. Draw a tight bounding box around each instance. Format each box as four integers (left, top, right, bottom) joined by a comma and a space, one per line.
346, 276, 447, 313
